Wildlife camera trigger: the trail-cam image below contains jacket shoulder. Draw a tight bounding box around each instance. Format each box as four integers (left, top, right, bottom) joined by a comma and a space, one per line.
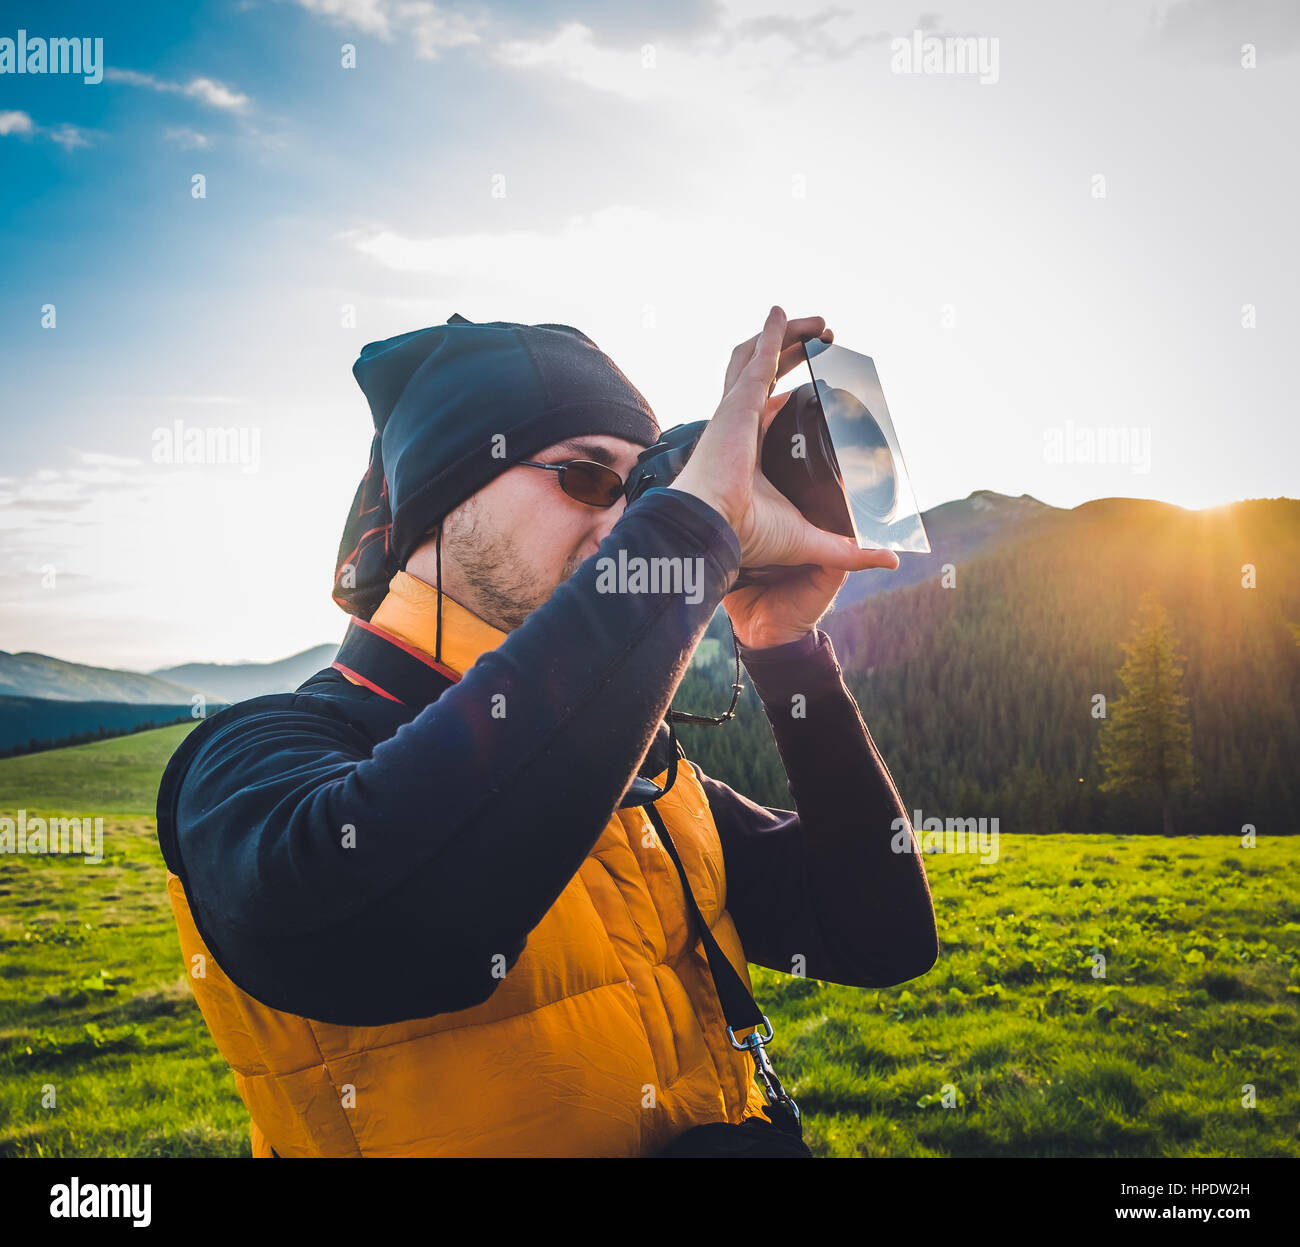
153, 667, 395, 875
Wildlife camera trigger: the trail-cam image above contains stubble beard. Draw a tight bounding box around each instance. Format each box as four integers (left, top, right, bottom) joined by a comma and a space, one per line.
444, 499, 583, 632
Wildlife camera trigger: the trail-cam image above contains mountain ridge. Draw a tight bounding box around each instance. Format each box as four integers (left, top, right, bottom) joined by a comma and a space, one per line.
149, 644, 338, 704
679, 493, 1300, 838
0, 652, 202, 706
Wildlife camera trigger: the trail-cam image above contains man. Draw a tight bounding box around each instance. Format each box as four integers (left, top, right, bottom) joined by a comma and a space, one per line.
155, 306, 938, 1158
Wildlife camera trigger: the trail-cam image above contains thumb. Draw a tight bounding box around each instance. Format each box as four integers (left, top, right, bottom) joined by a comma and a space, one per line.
795, 528, 900, 573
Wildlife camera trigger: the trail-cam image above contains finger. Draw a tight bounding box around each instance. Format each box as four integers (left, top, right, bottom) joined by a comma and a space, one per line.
774, 318, 833, 383
745, 306, 787, 384
758, 388, 788, 437
724, 329, 778, 397
696, 320, 779, 469
781, 316, 828, 348
719, 307, 786, 421
724, 334, 759, 396
773, 341, 809, 384
797, 530, 901, 573
725, 315, 827, 395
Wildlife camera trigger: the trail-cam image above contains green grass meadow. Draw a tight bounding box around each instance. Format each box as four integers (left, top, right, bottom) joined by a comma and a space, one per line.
1, 725, 1297, 1157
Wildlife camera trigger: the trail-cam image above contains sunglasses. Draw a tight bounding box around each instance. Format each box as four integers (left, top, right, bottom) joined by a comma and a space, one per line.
516, 458, 626, 508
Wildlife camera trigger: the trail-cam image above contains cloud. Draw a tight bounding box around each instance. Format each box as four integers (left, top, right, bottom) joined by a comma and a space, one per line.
293, 0, 892, 76
78, 453, 145, 468
294, 0, 393, 38
494, 22, 645, 93
48, 124, 92, 150
0, 497, 82, 513
106, 67, 165, 88
297, 0, 724, 43
187, 77, 252, 110
0, 109, 96, 149
0, 452, 192, 588
0, 439, 356, 670
395, 2, 484, 58
14, 568, 95, 581
513, 0, 722, 40
729, 7, 894, 60
491, 6, 897, 101
0, 110, 34, 136
291, 0, 484, 56
0, 455, 152, 518
338, 202, 826, 312
164, 394, 250, 406
341, 205, 663, 278
164, 126, 212, 150
1144, 0, 1300, 59
106, 67, 252, 111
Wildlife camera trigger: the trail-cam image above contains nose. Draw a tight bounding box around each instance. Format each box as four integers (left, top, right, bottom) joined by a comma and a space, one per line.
588, 495, 627, 550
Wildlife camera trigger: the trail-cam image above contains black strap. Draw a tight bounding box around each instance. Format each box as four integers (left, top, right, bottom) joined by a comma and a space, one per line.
645, 799, 801, 1136
644, 803, 763, 1032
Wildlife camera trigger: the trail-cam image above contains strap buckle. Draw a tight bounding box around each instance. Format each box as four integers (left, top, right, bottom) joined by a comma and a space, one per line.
728, 1014, 801, 1125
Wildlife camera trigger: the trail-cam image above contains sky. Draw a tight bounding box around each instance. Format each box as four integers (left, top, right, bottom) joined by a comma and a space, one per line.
1, 0, 1297, 670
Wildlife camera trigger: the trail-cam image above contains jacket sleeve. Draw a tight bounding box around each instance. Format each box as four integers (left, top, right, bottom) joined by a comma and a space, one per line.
163, 488, 740, 1026
695, 627, 939, 988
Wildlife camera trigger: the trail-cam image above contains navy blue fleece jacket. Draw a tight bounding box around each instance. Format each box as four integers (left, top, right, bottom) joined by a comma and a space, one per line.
155, 488, 937, 1026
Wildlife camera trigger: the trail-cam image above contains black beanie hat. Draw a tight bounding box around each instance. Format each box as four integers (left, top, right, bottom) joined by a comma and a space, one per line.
333, 313, 662, 620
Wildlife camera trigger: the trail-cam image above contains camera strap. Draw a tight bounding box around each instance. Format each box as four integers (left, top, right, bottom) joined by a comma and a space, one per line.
331, 615, 801, 1138
643, 798, 802, 1138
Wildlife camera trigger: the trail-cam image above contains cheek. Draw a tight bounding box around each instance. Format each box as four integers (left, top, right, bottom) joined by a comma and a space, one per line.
515, 492, 588, 570
480, 474, 599, 575
558, 514, 607, 577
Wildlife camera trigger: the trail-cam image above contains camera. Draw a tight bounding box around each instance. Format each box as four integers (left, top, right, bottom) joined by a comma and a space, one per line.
622, 337, 930, 587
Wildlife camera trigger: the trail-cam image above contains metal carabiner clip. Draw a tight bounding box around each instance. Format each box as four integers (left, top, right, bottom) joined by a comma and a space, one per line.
728, 1014, 801, 1125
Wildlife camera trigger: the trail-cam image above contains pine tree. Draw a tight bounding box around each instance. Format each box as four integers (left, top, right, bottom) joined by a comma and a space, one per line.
1098, 589, 1194, 834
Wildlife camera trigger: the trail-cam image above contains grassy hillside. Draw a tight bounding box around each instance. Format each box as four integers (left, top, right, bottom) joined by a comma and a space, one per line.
0, 723, 196, 818
755, 834, 1299, 1157
0, 727, 1296, 1157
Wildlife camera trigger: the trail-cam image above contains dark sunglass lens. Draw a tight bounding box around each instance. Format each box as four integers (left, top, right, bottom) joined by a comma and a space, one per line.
560, 461, 624, 507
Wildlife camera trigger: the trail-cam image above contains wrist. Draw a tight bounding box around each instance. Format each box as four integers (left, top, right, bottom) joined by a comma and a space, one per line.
735, 626, 815, 653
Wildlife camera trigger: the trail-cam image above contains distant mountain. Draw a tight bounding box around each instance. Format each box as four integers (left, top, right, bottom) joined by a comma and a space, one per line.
835, 489, 1062, 607
0, 652, 200, 704
149, 644, 338, 704
679, 494, 1300, 837
0, 643, 338, 758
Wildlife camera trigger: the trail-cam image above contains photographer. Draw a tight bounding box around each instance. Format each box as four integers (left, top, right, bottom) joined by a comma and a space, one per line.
155, 305, 938, 1158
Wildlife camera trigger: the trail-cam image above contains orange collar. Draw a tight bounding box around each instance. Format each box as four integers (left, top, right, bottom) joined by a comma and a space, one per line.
344, 571, 507, 681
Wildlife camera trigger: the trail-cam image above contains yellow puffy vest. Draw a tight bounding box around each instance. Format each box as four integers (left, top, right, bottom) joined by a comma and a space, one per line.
165, 573, 770, 1157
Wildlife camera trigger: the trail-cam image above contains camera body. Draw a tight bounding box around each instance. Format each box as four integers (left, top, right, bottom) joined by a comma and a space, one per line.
622, 379, 859, 589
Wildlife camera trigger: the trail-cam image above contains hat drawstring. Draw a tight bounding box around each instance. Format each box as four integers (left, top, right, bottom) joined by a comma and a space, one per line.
435, 523, 444, 667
